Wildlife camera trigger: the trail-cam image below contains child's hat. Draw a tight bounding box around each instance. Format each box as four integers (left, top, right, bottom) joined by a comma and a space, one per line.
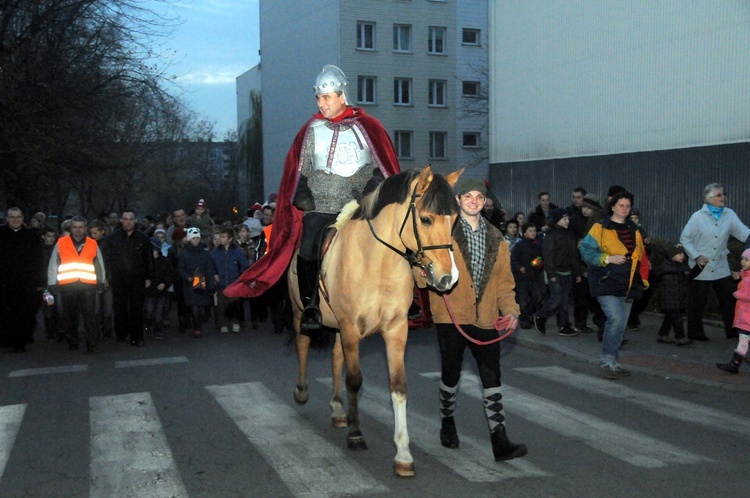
172, 227, 186, 241
551, 207, 568, 225
196, 199, 207, 209
742, 248, 750, 260
185, 227, 201, 242
150, 237, 163, 251
667, 243, 685, 259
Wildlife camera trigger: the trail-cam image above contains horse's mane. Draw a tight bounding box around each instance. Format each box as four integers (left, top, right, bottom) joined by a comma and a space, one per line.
355, 169, 457, 220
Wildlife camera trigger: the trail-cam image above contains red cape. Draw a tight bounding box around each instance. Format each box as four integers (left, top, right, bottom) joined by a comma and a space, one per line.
224, 107, 401, 298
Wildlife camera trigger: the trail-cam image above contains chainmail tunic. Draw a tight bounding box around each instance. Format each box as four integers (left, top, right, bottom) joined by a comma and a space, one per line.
300, 120, 375, 214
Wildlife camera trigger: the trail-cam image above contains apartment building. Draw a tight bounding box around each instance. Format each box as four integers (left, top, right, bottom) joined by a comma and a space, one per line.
259, 0, 489, 196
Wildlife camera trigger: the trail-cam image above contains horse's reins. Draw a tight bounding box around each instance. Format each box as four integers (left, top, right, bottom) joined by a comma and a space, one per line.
442, 295, 515, 345
366, 184, 453, 271
366, 183, 513, 345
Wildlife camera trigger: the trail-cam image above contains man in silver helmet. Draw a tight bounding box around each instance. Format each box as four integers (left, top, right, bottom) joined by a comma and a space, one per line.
224, 65, 400, 331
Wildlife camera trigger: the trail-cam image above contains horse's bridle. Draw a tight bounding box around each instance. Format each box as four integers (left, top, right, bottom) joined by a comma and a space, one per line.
366, 184, 453, 271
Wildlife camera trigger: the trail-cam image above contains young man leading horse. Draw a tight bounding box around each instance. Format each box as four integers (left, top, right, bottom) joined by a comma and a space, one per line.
428, 177, 528, 462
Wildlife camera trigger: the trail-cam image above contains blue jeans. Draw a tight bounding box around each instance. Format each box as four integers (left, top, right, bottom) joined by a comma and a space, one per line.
537, 274, 571, 327
596, 295, 633, 366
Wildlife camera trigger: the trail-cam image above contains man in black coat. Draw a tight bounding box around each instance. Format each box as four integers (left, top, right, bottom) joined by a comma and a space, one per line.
101, 209, 153, 346
0, 208, 44, 352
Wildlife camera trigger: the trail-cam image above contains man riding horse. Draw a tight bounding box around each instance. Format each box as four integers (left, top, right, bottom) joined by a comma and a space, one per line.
224, 65, 400, 316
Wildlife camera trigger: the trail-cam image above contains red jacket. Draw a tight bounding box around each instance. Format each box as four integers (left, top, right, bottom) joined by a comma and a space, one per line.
224, 107, 400, 298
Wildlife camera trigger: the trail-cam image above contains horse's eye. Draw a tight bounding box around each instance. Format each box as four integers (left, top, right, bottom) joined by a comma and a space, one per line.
420, 216, 432, 226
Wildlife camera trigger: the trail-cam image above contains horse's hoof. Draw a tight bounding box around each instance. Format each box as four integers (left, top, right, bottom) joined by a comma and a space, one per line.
346, 435, 368, 451
331, 416, 348, 428
294, 385, 309, 405
394, 461, 415, 477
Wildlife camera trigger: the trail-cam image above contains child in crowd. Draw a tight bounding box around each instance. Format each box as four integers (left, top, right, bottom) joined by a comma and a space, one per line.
503, 219, 521, 252
717, 249, 750, 373
41, 227, 62, 342
655, 243, 692, 346
169, 227, 192, 333
235, 224, 256, 263
144, 237, 176, 339
153, 228, 171, 257
178, 228, 214, 338
88, 219, 113, 338
210, 227, 249, 333
511, 224, 544, 329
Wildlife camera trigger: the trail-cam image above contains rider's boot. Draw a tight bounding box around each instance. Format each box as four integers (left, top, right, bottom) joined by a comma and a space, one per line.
297, 257, 322, 331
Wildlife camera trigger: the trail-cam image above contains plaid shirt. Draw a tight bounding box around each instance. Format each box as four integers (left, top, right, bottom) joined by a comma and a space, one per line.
459, 215, 487, 298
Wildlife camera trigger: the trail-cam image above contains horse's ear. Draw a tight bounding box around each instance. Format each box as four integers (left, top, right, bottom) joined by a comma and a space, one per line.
416, 165, 434, 193
444, 167, 465, 188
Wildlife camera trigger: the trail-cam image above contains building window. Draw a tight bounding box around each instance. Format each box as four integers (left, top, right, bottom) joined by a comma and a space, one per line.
463, 132, 480, 148
429, 132, 447, 159
357, 76, 376, 104
428, 26, 446, 54
357, 21, 375, 50
394, 131, 413, 159
428, 80, 447, 107
393, 24, 411, 52
462, 81, 480, 97
394, 78, 412, 105
462, 28, 480, 46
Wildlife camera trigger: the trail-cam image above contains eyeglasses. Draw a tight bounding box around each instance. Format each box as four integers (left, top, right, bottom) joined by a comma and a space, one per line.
709, 192, 727, 198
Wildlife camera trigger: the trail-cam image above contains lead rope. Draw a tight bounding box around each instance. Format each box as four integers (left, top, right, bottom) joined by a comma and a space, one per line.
442, 295, 515, 345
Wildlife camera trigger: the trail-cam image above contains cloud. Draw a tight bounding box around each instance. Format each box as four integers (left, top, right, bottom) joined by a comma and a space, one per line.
177, 69, 241, 85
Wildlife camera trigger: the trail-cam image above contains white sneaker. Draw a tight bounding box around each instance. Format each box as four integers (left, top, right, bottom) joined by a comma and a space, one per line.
220, 326, 229, 334
232, 324, 240, 333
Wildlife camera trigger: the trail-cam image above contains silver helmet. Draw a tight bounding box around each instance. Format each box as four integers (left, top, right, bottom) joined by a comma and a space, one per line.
313, 65, 349, 105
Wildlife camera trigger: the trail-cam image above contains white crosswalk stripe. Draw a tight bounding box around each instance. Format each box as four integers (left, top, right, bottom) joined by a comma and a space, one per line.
315, 377, 549, 481
0, 404, 26, 480
206, 381, 389, 498
2, 363, 737, 494
517, 365, 750, 437
89, 392, 188, 498
421, 371, 711, 468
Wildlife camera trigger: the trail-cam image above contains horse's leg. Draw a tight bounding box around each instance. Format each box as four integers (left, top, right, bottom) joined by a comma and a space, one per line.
384, 331, 415, 477
340, 328, 367, 450
293, 312, 311, 405
330, 333, 347, 427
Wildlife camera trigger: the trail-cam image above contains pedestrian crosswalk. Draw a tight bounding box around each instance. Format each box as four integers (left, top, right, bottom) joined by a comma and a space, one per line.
0, 365, 743, 496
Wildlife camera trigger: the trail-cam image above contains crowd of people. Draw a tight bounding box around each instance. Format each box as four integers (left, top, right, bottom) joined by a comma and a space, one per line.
0, 198, 285, 353
479, 182, 750, 379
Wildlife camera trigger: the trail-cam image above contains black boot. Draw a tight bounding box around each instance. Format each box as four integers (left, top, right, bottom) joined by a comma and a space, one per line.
717, 351, 744, 374
297, 257, 322, 331
491, 425, 528, 462
440, 417, 460, 449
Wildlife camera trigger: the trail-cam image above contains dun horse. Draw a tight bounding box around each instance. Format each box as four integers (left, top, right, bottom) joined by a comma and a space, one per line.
289, 165, 462, 476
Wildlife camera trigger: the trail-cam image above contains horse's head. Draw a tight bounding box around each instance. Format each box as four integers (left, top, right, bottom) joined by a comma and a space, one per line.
404, 165, 463, 292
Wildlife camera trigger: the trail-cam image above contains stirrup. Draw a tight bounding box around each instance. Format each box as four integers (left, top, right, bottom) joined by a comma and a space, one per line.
301, 304, 322, 331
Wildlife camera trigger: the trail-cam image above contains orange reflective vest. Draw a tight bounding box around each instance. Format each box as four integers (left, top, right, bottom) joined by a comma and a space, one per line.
57, 236, 98, 285
263, 224, 273, 255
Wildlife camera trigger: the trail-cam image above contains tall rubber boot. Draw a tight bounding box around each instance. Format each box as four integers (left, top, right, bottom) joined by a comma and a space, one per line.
297, 257, 322, 331
717, 351, 744, 374
484, 387, 527, 461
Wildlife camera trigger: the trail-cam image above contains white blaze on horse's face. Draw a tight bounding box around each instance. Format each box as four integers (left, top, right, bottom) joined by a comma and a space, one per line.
422, 213, 459, 293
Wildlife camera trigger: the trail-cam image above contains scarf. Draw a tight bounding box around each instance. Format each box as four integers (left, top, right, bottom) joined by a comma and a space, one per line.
707, 204, 724, 221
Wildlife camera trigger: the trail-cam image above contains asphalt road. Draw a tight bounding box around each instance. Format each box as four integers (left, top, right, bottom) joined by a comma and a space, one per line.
0, 317, 747, 497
